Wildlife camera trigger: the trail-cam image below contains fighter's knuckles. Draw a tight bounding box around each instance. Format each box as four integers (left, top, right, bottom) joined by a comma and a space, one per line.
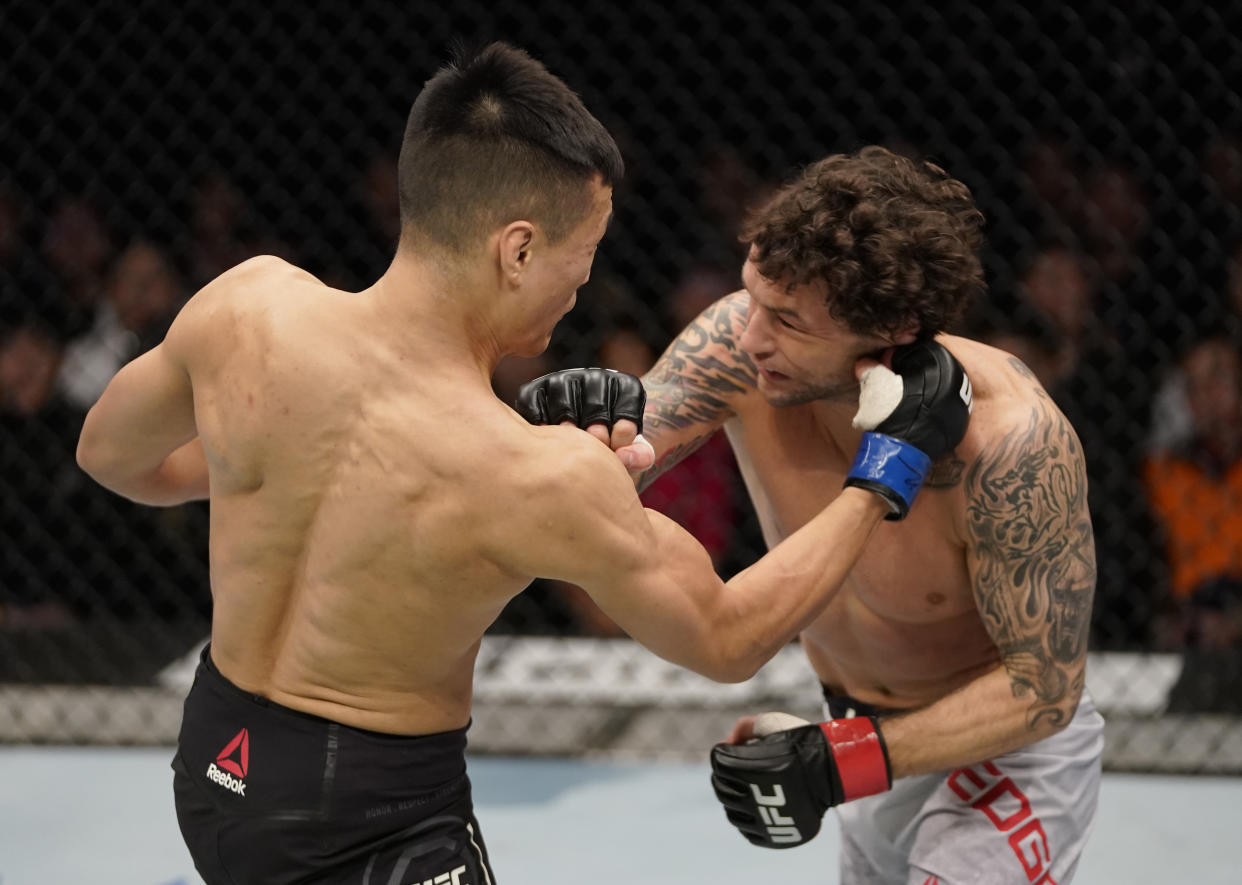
868, 340, 971, 460
513, 368, 645, 432
609, 418, 639, 449
513, 378, 549, 424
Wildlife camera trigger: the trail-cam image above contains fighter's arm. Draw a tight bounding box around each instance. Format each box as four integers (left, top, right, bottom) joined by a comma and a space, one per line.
632, 290, 756, 491
708, 397, 1094, 846
495, 428, 887, 682
76, 292, 210, 506
879, 398, 1096, 777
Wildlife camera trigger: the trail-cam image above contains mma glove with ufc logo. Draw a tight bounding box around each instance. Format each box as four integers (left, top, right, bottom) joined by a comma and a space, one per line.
710, 713, 891, 848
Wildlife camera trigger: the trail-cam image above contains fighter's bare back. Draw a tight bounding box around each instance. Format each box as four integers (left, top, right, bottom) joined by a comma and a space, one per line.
179, 256, 551, 736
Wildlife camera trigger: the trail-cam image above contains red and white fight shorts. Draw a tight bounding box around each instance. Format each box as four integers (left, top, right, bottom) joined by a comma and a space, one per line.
828, 690, 1104, 885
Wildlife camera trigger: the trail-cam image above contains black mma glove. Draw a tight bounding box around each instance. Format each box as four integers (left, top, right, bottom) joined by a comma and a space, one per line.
845, 339, 972, 520
710, 712, 891, 849
514, 367, 646, 433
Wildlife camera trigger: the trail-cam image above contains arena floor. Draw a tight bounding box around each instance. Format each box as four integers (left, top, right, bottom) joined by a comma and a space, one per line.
0, 747, 1237, 883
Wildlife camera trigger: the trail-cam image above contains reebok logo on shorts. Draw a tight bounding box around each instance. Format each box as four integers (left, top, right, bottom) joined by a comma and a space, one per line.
206, 728, 250, 796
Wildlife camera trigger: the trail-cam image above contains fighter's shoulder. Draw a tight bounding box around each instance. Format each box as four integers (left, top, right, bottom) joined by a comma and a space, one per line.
478, 420, 644, 551
508, 422, 633, 492
201, 255, 320, 303
163, 257, 316, 373
946, 335, 1084, 469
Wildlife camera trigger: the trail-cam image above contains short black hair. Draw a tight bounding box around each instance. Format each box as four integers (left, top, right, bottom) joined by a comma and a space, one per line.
398, 43, 623, 254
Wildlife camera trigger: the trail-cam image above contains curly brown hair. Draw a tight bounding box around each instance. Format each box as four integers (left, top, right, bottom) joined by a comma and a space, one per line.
742, 146, 985, 337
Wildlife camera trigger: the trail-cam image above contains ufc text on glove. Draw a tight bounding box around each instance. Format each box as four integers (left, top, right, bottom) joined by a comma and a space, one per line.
710, 716, 892, 849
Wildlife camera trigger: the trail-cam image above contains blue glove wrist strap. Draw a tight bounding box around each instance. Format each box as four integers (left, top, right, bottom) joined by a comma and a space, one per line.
846, 433, 932, 516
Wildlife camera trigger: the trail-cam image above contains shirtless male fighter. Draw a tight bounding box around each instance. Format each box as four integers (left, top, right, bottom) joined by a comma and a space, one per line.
75, 47, 969, 884
518, 147, 1102, 884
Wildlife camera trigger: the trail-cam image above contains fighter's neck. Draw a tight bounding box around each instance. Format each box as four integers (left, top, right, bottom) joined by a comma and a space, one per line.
806, 398, 866, 460
365, 256, 508, 381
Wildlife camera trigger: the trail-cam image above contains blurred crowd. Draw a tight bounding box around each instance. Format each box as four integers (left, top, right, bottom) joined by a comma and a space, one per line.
2, 130, 1241, 684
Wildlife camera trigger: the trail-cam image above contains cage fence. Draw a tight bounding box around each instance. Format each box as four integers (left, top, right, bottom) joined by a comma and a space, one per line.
1, 0, 1241, 772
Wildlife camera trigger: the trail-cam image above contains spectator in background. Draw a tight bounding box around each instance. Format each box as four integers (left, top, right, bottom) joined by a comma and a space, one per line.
58, 240, 183, 410
1203, 132, 1242, 228
186, 170, 296, 289
1195, 132, 1242, 290
1148, 240, 1242, 458
41, 196, 113, 337
0, 184, 58, 331
1014, 243, 1113, 387
1227, 239, 1242, 320
664, 146, 771, 321
1, 315, 211, 649
1082, 159, 1151, 287
186, 172, 257, 290
1143, 336, 1242, 650
360, 151, 402, 249
332, 151, 404, 288
666, 263, 739, 336
697, 145, 769, 262
1012, 242, 1164, 647
0, 323, 80, 632
1017, 132, 1086, 244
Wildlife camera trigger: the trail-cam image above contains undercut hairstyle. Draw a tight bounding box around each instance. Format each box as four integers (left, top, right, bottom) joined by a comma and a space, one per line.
742, 146, 986, 337
398, 43, 623, 254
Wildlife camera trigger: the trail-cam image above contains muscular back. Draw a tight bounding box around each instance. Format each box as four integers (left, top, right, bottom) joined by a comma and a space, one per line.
180, 258, 530, 734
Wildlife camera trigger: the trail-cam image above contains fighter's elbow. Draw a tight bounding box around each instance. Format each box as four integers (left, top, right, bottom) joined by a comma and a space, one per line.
1034, 685, 1084, 738
1055, 685, 1085, 732
723, 660, 764, 684
695, 661, 757, 684
76, 412, 129, 489
691, 639, 766, 684
75, 419, 110, 481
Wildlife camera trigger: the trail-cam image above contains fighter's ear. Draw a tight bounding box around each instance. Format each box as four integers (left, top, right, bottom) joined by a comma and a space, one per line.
498, 221, 536, 283
889, 322, 920, 347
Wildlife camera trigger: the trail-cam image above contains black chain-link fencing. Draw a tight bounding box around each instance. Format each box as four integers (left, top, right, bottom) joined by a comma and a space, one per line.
2, 0, 1241, 769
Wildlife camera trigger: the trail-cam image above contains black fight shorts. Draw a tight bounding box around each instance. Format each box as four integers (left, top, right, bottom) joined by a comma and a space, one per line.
172, 645, 495, 885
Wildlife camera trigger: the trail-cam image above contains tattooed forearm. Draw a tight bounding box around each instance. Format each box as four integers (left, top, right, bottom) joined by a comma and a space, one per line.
643, 292, 756, 433
966, 406, 1096, 730
634, 293, 756, 490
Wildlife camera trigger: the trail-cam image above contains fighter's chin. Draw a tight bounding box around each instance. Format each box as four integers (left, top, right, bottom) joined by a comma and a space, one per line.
758, 372, 858, 408
755, 368, 802, 405
761, 388, 814, 408
757, 377, 805, 408
513, 335, 553, 359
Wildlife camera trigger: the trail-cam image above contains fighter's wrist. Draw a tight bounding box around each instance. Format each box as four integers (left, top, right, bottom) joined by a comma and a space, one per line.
844, 432, 932, 521
820, 716, 892, 802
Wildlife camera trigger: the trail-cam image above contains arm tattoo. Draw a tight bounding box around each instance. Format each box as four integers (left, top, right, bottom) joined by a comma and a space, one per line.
924, 458, 964, 488
635, 293, 756, 489
1007, 357, 1049, 400
965, 405, 1096, 730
